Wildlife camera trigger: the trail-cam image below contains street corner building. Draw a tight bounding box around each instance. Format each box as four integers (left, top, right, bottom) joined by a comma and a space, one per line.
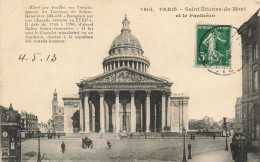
62, 16, 190, 134
239, 8, 260, 152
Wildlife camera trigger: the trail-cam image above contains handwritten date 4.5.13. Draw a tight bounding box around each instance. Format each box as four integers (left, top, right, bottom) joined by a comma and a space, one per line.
18, 53, 57, 62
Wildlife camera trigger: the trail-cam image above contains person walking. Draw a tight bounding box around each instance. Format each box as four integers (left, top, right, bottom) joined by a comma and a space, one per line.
61, 141, 65, 153
188, 143, 192, 159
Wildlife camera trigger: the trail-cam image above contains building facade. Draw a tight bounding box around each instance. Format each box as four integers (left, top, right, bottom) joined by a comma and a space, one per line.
52, 89, 64, 132
21, 111, 38, 138
63, 16, 189, 134
0, 104, 22, 161
235, 97, 243, 133
239, 9, 260, 151
63, 94, 81, 133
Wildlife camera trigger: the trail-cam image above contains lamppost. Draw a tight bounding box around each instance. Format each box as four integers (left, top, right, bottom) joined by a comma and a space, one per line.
182, 127, 187, 162
223, 117, 228, 151
37, 130, 41, 162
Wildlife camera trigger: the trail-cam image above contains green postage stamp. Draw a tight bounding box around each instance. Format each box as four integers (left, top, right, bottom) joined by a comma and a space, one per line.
196, 25, 231, 67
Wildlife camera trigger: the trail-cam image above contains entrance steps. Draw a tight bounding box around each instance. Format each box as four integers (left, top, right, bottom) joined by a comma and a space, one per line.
65, 132, 120, 140
120, 132, 183, 139
64, 132, 182, 139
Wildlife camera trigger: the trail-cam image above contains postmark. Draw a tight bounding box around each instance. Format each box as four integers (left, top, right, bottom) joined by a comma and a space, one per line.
196, 24, 244, 76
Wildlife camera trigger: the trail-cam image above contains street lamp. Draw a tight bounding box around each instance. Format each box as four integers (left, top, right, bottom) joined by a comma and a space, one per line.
223, 117, 228, 151
182, 127, 187, 162
37, 130, 41, 162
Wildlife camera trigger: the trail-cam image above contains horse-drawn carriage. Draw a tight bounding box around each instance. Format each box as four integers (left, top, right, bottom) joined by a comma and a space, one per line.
81, 137, 93, 149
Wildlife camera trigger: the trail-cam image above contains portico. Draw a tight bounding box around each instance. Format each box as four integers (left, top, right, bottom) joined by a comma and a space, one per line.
77, 67, 172, 133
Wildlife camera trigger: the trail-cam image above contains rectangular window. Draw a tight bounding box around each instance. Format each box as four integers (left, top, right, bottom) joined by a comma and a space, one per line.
252, 43, 258, 60
248, 28, 252, 37
247, 46, 252, 61
252, 70, 258, 91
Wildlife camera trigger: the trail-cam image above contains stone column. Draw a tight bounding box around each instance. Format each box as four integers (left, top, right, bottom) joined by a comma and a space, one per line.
118, 61, 120, 68
137, 62, 139, 71
99, 91, 105, 133
84, 91, 90, 133
115, 90, 120, 133
110, 63, 112, 71
141, 63, 143, 72
79, 92, 84, 132
141, 104, 143, 132
146, 90, 151, 132
92, 103, 95, 132
130, 91, 136, 132
161, 91, 166, 131
106, 103, 109, 131
114, 62, 116, 70
167, 92, 171, 128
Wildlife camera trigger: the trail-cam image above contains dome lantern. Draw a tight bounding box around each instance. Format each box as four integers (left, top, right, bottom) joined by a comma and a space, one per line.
121, 14, 131, 32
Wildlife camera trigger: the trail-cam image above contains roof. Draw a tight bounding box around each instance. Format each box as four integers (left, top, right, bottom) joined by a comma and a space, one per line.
109, 16, 143, 55
77, 66, 172, 86
0, 105, 8, 111
62, 94, 80, 100
239, 8, 260, 31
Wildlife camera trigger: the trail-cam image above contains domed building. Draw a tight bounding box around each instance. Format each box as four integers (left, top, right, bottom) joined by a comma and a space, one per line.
103, 15, 150, 73
63, 16, 189, 134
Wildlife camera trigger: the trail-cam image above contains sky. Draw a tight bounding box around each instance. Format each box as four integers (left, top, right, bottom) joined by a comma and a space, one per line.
0, 0, 259, 123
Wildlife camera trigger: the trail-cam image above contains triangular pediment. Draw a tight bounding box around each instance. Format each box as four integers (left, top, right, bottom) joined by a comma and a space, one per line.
80, 67, 170, 84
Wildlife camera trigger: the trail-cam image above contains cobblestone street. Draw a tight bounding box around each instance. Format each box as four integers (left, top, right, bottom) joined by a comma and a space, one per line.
21, 137, 238, 161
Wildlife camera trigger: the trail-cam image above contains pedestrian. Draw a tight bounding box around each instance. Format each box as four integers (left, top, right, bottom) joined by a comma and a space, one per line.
61, 141, 65, 153
213, 134, 215, 140
188, 143, 192, 159
107, 140, 112, 149
190, 134, 192, 140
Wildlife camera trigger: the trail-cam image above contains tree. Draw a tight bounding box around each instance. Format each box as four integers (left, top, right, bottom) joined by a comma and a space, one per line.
71, 110, 80, 132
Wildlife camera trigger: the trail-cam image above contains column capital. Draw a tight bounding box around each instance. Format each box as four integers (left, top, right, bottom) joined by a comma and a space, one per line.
161, 90, 167, 97
114, 90, 120, 97
98, 91, 105, 97
78, 90, 84, 99
83, 90, 90, 97
130, 90, 135, 97
167, 91, 172, 97
146, 90, 151, 97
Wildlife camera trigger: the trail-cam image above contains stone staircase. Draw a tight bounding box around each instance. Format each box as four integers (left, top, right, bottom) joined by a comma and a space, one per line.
119, 132, 183, 139
64, 132, 182, 139
65, 132, 120, 140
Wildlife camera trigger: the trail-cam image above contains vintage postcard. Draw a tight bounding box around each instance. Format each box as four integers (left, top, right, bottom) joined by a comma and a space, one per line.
0, 0, 259, 161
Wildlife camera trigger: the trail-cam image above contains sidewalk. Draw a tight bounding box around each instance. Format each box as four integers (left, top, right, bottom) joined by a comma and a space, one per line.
189, 151, 259, 162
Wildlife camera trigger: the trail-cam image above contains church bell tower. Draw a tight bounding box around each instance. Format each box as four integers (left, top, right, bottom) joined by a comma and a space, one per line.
52, 89, 58, 119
